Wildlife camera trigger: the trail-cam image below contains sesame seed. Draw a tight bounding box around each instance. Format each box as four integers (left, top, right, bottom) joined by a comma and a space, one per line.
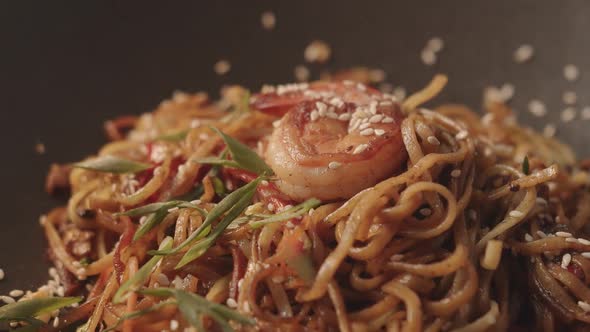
304, 40, 331, 63
293, 65, 310, 82
566, 237, 578, 243
326, 111, 338, 119
310, 110, 319, 121
419, 208, 432, 216
561, 107, 577, 122
374, 129, 386, 136
578, 238, 590, 245
267, 203, 276, 212
582, 252, 590, 258
260, 180, 269, 186
369, 69, 387, 83
0, 295, 15, 304
167, 207, 179, 213
514, 44, 534, 63
393, 87, 406, 100
500, 84, 515, 101
9, 290, 23, 297
451, 169, 462, 178
582, 107, 590, 120
213, 60, 231, 75
52, 317, 60, 328
359, 122, 371, 130
427, 136, 440, 145
556, 231, 573, 238
426, 37, 444, 52
260, 11, 276, 30
0, 268, 4, 281
381, 117, 395, 124
455, 130, 468, 140
352, 144, 369, 155
421, 49, 436, 66
273, 120, 281, 128
536, 230, 547, 238
357, 83, 367, 92
190, 199, 202, 205
509, 210, 525, 218
561, 253, 572, 268
528, 99, 547, 117
524, 233, 533, 242
369, 114, 384, 123
337, 113, 351, 121
563, 64, 579, 81
226, 298, 238, 308
543, 124, 556, 137
360, 128, 374, 136
562, 91, 577, 105
157, 273, 170, 286
328, 161, 342, 169
316, 102, 327, 115
35, 142, 46, 155
579, 301, 590, 312
170, 319, 180, 331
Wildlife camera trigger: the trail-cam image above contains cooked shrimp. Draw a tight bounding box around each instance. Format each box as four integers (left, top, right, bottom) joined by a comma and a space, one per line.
253, 81, 407, 201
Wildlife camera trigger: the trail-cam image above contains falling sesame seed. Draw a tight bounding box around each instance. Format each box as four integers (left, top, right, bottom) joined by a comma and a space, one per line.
9, 290, 23, 297
536, 230, 547, 238
213, 60, 231, 75
524, 233, 534, 242
35, 142, 46, 155
582, 252, 590, 258
52, 317, 60, 328
566, 237, 579, 243
563, 64, 579, 81
427, 136, 440, 145
543, 124, 556, 137
578, 238, 590, 245
260, 11, 276, 30
528, 99, 547, 117
304, 40, 331, 63
369, 69, 387, 83
561, 253, 572, 268
226, 298, 238, 308
360, 128, 374, 136
0, 268, 4, 281
562, 91, 577, 105
170, 319, 180, 331
509, 210, 525, 218
513, 44, 534, 63
579, 301, 590, 312
421, 49, 436, 66
328, 161, 342, 169
294, 65, 310, 82
426, 37, 444, 52
352, 144, 369, 155
451, 169, 462, 178
556, 231, 573, 238
581, 107, 590, 120
561, 107, 577, 122
500, 83, 515, 101
0, 295, 15, 304
393, 87, 406, 100
374, 129, 386, 136
455, 130, 468, 140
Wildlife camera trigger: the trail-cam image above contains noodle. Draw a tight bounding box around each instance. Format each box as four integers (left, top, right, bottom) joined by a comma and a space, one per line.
9, 74, 590, 332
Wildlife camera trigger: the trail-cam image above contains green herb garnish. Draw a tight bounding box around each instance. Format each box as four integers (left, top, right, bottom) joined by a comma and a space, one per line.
208, 127, 273, 176
249, 198, 321, 229
103, 301, 175, 332
155, 129, 190, 142
0, 297, 82, 330
139, 288, 254, 332
73, 155, 152, 174
112, 237, 173, 304
523, 156, 530, 175
116, 200, 206, 242
149, 177, 262, 268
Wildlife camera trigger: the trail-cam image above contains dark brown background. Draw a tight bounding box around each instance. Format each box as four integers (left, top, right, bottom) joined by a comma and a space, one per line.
1, 0, 589, 294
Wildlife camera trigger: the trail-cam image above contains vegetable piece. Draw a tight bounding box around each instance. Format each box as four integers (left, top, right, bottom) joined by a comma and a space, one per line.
249, 198, 321, 229
73, 155, 152, 174
523, 156, 530, 175
210, 127, 273, 175
0, 297, 82, 329
139, 288, 254, 332
267, 227, 316, 285
112, 237, 173, 303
